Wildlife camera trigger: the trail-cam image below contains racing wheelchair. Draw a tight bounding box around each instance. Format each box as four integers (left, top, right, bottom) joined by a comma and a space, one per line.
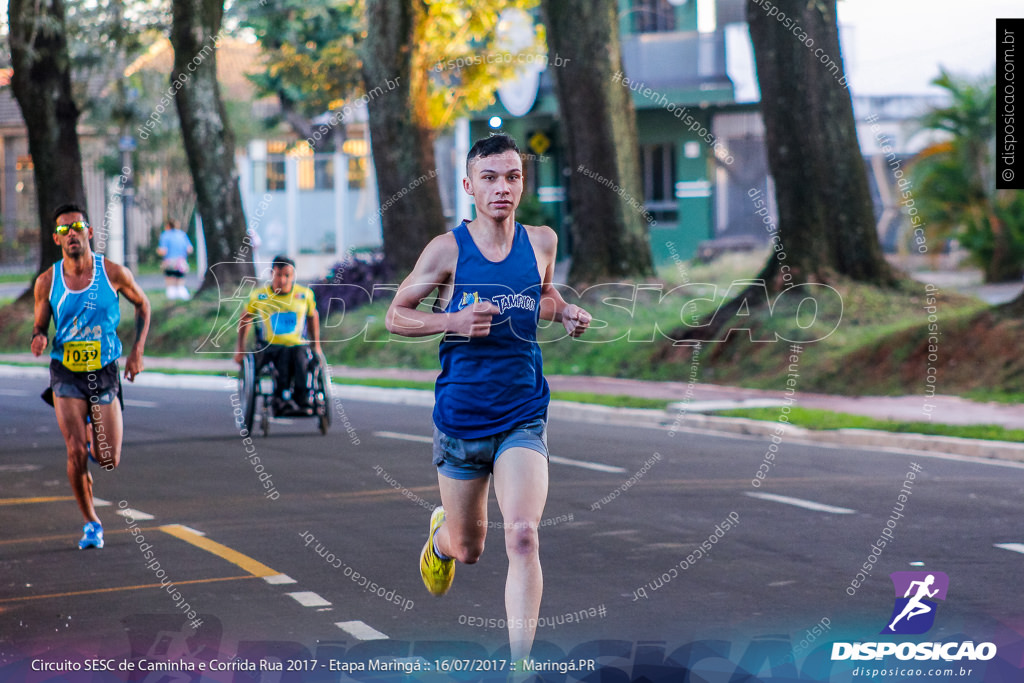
236, 345, 332, 437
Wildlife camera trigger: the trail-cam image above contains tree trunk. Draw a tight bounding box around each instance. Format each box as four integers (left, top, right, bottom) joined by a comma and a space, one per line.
8, 0, 87, 292
170, 0, 252, 291
746, 0, 897, 286
541, 0, 654, 286
361, 0, 446, 275
983, 209, 1022, 282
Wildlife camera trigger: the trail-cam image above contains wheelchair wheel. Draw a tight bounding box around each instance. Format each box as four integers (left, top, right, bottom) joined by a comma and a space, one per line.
314, 354, 331, 435
261, 395, 271, 437
238, 354, 257, 435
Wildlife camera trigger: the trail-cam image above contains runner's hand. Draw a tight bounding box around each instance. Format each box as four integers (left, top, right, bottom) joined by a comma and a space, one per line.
125, 347, 144, 382
30, 333, 47, 357
561, 304, 591, 338
449, 301, 500, 337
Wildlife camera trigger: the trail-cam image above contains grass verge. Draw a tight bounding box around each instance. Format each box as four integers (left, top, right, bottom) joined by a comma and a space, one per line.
717, 406, 1024, 443
2, 251, 1020, 400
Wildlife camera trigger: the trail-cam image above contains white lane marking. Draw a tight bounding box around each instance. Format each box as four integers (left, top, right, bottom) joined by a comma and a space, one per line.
116, 508, 155, 521
264, 574, 297, 585
124, 399, 159, 408
0, 464, 40, 472
374, 431, 432, 444
287, 591, 332, 608
995, 543, 1024, 555
93, 498, 112, 507
549, 455, 627, 474
173, 525, 206, 537
745, 491, 856, 514
0, 389, 28, 396
335, 620, 389, 641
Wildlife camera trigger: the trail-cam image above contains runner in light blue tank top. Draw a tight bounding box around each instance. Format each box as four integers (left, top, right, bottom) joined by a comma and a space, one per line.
31, 203, 151, 550
49, 253, 122, 369
386, 135, 592, 663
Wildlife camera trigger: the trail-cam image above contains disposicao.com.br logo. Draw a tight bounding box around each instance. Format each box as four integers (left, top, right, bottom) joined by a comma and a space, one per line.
883, 571, 949, 635
832, 571, 997, 663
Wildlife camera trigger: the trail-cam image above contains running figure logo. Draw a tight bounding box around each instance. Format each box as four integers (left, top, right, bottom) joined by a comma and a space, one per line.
882, 571, 949, 635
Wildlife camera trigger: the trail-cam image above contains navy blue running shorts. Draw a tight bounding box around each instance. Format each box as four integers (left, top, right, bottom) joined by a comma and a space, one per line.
49, 358, 122, 406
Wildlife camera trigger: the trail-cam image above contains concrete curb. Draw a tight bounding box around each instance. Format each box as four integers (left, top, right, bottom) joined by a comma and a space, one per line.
3, 363, 1021, 464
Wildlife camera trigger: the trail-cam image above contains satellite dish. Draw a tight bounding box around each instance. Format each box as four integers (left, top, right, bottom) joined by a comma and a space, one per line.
498, 70, 542, 117
496, 8, 543, 117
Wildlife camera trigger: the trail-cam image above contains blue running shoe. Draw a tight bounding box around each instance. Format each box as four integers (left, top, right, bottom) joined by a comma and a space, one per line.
78, 521, 104, 549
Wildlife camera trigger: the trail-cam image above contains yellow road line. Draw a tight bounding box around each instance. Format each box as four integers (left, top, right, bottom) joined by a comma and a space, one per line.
159, 524, 279, 578
0, 496, 75, 506
0, 526, 164, 547
0, 575, 255, 604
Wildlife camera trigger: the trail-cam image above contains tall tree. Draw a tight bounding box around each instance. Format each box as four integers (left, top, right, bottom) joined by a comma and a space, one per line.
244, 0, 542, 272
361, 0, 447, 274
745, 0, 897, 288
8, 0, 87, 285
666, 0, 900, 343
170, 0, 252, 290
541, 0, 654, 285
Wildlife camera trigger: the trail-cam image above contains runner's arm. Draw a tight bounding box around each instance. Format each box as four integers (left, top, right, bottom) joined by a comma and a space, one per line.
108, 262, 151, 381
532, 226, 591, 337
306, 312, 322, 355
385, 234, 498, 338
30, 270, 54, 356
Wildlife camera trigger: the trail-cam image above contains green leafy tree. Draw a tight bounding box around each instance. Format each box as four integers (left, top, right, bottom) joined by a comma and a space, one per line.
363, 0, 545, 272
242, 0, 546, 143
243, 0, 545, 272
239, 0, 365, 142
912, 70, 1023, 282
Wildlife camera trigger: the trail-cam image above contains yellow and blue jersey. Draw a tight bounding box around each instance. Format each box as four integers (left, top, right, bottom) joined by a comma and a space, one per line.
245, 284, 317, 347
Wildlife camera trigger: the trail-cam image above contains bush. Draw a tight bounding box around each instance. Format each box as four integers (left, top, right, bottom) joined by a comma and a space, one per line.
308, 249, 394, 321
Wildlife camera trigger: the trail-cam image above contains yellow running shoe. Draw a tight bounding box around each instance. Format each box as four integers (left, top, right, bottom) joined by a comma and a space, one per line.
420, 506, 454, 595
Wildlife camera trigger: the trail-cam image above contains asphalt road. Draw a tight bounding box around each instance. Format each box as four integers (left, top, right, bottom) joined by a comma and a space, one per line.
1, 375, 1022, 682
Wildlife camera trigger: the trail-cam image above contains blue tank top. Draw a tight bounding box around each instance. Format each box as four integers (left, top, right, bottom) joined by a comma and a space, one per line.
433, 221, 550, 439
50, 254, 122, 370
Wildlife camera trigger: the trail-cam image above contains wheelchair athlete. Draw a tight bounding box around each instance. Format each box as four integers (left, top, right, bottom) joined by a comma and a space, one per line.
234, 255, 322, 416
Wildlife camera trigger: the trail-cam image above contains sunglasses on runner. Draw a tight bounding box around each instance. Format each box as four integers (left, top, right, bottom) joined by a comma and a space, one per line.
55, 221, 89, 235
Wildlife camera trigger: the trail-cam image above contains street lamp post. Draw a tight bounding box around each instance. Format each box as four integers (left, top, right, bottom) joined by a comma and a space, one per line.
119, 134, 136, 272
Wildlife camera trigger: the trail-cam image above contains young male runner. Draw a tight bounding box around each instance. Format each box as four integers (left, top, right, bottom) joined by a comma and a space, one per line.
234, 255, 322, 415
31, 203, 151, 549
385, 134, 591, 662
